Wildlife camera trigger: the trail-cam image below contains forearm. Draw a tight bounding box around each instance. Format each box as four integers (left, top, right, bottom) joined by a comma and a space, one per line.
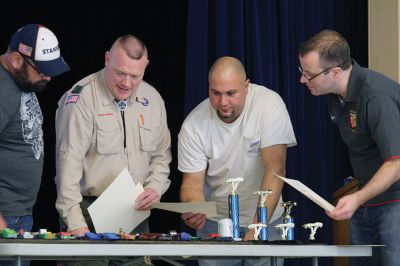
180, 185, 205, 202
261, 171, 284, 221
180, 171, 206, 202
258, 144, 287, 221
355, 159, 400, 205
55, 152, 87, 231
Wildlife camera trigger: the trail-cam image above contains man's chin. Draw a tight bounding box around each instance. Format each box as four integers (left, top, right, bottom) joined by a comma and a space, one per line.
309, 89, 321, 96
217, 110, 232, 119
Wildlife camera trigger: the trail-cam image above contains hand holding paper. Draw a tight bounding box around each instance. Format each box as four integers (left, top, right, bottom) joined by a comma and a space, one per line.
87, 168, 150, 233
273, 173, 335, 212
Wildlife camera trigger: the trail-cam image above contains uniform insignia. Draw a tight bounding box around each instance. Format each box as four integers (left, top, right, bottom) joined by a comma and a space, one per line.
349, 110, 357, 130
117, 100, 128, 111
66, 94, 79, 104
71, 85, 83, 94
136, 97, 149, 106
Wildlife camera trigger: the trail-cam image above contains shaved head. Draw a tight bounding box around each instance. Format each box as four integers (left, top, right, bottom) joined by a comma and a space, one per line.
208, 56, 246, 82
110, 35, 147, 60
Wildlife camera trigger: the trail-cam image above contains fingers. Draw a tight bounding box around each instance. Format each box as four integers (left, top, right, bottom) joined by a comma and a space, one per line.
181, 212, 206, 229
326, 198, 355, 220
243, 229, 254, 241
70, 227, 90, 237
135, 188, 160, 210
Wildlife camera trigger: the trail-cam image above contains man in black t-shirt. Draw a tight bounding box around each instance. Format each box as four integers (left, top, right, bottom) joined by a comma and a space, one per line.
298, 29, 400, 266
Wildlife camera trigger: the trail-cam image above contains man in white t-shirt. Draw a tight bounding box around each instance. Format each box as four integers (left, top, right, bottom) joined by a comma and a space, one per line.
178, 56, 297, 266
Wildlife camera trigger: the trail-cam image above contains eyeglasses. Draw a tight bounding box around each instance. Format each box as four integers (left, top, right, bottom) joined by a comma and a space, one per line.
19, 53, 43, 76
298, 63, 343, 82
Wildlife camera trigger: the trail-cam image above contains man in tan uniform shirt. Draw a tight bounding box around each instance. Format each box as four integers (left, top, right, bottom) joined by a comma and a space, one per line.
55, 35, 171, 237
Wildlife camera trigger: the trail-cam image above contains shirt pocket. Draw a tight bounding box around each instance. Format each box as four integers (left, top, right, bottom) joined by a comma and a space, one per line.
139, 124, 159, 152
242, 135, 261, 158
96, 116, 122, 154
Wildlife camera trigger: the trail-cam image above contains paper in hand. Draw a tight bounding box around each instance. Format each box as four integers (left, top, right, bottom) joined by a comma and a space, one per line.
152, 202, 217, 217
273, 173, 335, 212
88, 167, 150, 233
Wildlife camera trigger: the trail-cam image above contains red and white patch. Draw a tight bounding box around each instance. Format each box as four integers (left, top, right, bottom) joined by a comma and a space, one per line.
66, 94, 79, 104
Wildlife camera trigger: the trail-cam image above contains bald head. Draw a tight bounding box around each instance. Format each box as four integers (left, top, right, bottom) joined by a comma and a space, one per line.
110, 35, 148, 60
208, 56, 246, 82
208, 56, 249, 123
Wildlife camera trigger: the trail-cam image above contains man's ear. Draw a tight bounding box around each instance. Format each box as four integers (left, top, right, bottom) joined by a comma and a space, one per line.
331, 67, 342, 78
10, 52, 23, 69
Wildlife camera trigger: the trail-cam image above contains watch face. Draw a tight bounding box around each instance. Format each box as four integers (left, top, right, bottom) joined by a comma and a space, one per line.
117, 100, 128, 111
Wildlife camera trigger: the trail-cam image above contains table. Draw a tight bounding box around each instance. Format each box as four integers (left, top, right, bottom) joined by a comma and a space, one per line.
0, 239, 373, 266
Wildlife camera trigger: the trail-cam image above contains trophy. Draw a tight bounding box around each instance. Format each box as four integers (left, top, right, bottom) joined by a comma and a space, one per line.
281, 201, 297, 240
226, 177, 244, 240
254, 189, 273, 240
302, 222, 323, 241
248, 223, 267, 241
274, 222, 295, 240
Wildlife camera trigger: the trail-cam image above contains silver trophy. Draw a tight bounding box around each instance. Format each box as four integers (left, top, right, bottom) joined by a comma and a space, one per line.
282, 201, 297, 219
248, 223, 267, 240
274, 223, 295, 240
254, 190, 273, 207
302, 222, 323, 241
281, 201, 297, 240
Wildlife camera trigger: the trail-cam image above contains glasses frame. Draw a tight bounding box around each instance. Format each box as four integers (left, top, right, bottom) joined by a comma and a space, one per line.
298, 63, 344, 82
18, 53, 43, 76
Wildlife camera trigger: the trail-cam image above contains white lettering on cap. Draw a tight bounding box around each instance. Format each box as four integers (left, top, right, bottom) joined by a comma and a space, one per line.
34, 27, 61, 61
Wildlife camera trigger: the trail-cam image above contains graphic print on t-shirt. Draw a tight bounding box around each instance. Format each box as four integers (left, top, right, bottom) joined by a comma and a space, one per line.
20, 92, 43, 160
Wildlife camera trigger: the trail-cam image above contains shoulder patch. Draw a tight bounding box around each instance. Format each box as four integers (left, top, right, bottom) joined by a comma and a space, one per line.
66, 94, 79, 104
71, 85, 83, 94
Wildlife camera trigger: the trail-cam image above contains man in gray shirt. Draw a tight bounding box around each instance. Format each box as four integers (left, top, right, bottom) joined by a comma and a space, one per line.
0, 24, 69, 235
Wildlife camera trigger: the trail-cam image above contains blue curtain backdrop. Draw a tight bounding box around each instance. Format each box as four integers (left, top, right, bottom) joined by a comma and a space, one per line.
184, 1, 367, 265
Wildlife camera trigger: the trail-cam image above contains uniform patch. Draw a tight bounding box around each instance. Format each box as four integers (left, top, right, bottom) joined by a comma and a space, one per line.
349, 110, 357, 130
136, 96, 149, 106
71, 85, 83, 94
66, 94, 79, 104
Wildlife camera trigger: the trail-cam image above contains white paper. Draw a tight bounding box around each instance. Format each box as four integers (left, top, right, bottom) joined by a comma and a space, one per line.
152, 201, 218, 217
273, 173, 335, 212
88, 167, 150, 233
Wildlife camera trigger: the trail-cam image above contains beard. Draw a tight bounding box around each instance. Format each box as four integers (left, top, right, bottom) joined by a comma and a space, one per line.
216, 109, 239, 123
12, 63, 48, 93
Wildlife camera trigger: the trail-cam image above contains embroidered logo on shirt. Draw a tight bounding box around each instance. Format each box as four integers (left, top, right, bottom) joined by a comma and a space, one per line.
349, 110, 357, 131
66, 94, 79, 104
248, 139, 261, 153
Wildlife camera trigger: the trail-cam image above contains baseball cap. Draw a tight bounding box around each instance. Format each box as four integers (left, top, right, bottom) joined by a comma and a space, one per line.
9, 24, 70, 77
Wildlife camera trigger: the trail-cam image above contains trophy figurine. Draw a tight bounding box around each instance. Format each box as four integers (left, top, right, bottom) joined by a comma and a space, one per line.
274, 222, 295, 240
226, 177, 244, 240
248, 223, 267, 241
302, 222, 323, 241
254, 189, 273, 240
281, 201, 297, 240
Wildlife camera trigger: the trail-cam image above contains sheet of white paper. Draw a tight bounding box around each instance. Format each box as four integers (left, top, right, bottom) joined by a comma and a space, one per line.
152, 202, 218, 217
88, 167, 150, 233
273, 173, 335, 212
